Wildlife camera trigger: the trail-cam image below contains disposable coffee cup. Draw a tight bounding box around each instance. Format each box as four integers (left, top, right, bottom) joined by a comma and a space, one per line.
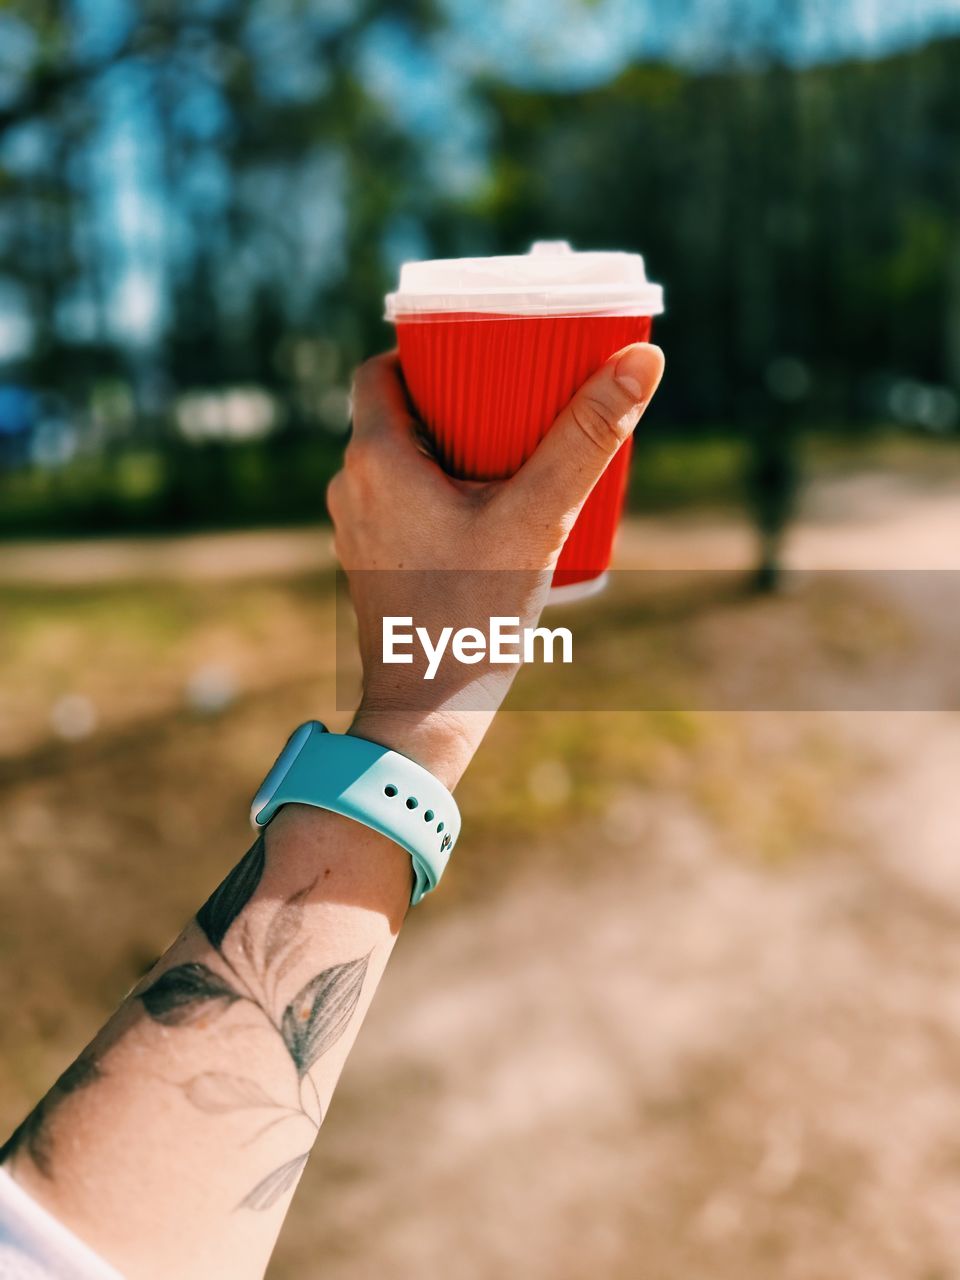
384, 241, 665, 600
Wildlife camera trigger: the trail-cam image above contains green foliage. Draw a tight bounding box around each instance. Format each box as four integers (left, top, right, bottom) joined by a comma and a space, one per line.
0, 435, 344, 536
629, 437, 747, 511
1, 5, 959, 546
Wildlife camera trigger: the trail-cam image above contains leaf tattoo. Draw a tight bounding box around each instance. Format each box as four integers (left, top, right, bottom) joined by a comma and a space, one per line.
263, 882, 314, 972
0, 1053, 101, 1177
281, 957, 369, 1076
271, 938, 311, 989
237, 917, 259, 972
180, 1073, 283, 1114
141, 963, 240, 1026
0, 1110, 50, 1175
197, 834, 266, 949
237, 1151, 309, 1212
2, 820, 373, 1214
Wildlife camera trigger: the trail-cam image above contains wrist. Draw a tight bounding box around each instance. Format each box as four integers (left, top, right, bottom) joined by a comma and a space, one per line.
347, 704, 492, 789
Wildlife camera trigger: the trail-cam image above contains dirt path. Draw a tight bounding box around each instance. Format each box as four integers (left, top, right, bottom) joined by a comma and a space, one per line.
271, 473, 960, 1277
2, 468, 956, 586
0, 527, 336, 585
279, 757, 960, 1279
617, 470, 960, 570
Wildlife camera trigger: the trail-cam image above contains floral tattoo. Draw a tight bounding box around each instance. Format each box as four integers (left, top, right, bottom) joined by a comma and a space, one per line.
0, 834, 371, 1213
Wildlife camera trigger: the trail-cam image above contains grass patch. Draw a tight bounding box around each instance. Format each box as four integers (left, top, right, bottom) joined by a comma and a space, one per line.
629, 435, 747, 511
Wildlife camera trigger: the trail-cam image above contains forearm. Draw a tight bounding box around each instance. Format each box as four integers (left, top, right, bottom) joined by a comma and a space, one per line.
1, 800, 416, 1280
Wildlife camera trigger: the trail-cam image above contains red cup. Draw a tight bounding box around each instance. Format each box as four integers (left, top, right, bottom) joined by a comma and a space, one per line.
386, 243, 664, 599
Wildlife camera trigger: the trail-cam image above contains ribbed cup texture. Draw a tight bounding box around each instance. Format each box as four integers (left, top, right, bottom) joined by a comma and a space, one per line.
396, 313, 654, 587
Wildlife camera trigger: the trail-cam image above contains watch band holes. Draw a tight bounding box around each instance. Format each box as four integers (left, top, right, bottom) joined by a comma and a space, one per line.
436, 821, 444, 833
406, 796, 418, 810
384, 784, 398, 798
424, 809, 434, 822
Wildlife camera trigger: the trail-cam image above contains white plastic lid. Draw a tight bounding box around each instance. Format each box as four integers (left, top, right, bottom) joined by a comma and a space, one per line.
384, 240, 665, 320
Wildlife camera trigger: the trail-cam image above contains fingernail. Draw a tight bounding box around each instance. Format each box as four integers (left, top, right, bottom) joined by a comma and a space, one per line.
614, 345, 657, 401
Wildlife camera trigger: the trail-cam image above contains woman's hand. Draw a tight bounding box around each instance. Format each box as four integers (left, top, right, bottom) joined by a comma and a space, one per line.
328, 342, 664, 785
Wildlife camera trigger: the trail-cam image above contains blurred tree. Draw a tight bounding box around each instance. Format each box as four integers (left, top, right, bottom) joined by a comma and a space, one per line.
0, 0, 442, 530
1, 2, 960, 537
458, 28, 960, 580
0, 0, 437, 401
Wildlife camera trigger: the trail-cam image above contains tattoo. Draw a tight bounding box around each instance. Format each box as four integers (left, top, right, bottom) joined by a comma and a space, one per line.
1, 833, 371, 1215
238, 1152, 310, 1212
0, 1051, 101, 1175
146, 833, 370, 1211
196, 834, 267, 950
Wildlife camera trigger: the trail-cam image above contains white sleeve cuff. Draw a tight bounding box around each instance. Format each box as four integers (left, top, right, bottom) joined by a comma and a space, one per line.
0, 1170, 124, 1280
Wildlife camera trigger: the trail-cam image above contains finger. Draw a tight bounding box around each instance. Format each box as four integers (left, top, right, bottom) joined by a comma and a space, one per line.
349, 351, 417, 444
504, 342, 664, 521
348, 352, 454, 490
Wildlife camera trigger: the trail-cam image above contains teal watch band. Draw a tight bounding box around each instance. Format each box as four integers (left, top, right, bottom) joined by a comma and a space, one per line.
250, 722, 459, 905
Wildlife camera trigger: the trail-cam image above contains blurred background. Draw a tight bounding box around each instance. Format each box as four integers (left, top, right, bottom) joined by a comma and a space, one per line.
2, 1, 960, 1276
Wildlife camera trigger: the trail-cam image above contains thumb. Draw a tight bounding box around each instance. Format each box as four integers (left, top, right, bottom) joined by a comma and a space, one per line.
504, 342, 664, 525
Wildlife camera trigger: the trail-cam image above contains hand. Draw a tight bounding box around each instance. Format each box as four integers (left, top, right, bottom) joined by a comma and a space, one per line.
327, 342, 664, 785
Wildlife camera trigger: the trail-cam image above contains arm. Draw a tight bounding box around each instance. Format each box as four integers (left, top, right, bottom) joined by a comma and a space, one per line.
1, 344, 663, 1280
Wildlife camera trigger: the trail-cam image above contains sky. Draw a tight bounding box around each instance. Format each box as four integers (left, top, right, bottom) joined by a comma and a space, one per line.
2, 0, 960, 361
434, 0, 960, 85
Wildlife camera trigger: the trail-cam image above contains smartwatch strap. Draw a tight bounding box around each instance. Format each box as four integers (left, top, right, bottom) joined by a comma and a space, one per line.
251, 722, 459, 905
